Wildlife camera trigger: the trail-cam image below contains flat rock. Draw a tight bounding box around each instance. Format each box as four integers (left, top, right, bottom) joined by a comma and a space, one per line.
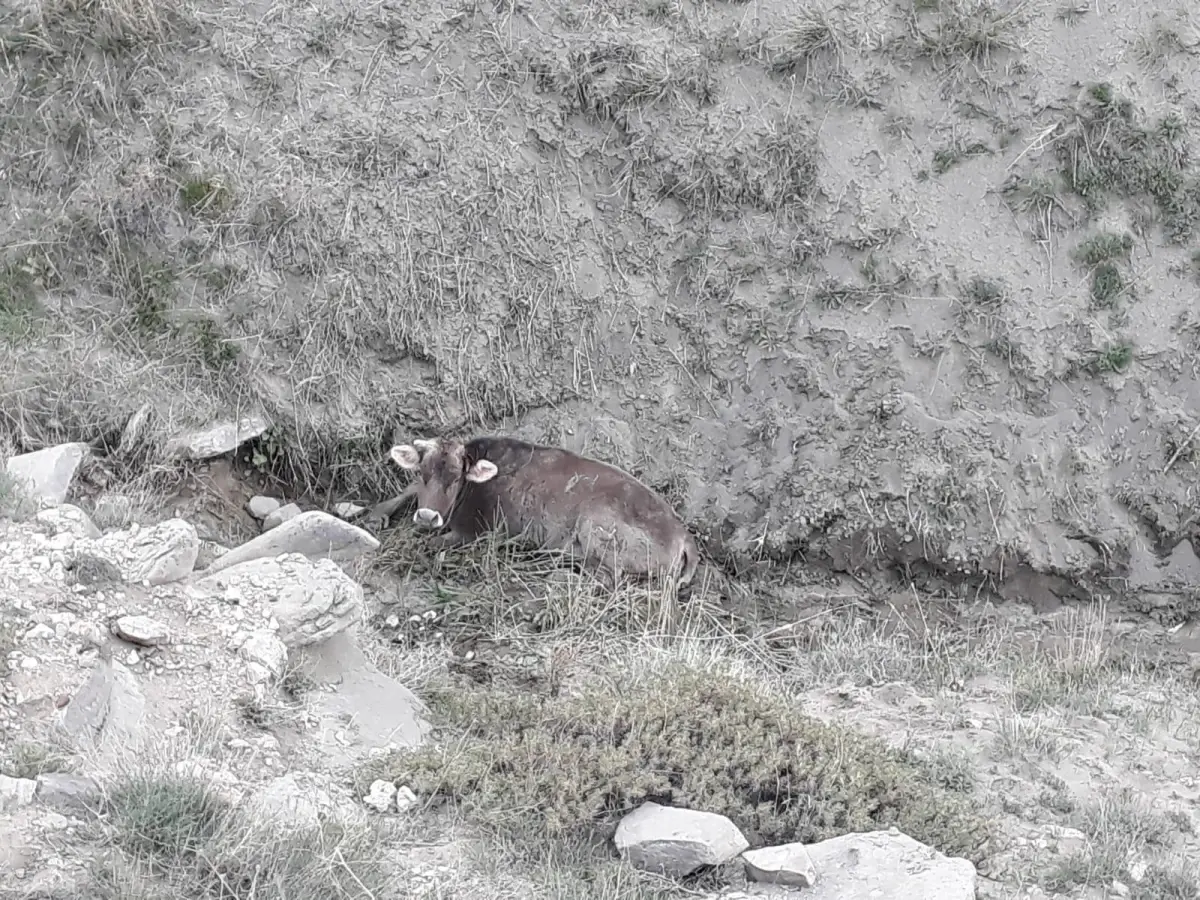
249, 772, 339, 832
334, 502, 366, 519
85, 518, 200, 585
0, 774, 37, 812
263, 502, 302, 531
165, 414, 270, 461
198, 510, 380, 575
5, 442, 89, 505
247, 495, 281, 519
196, 553, 363, 648
743, 842, 817, 887
790, 829, 977, 900
614, 802, 749, 877
57, 648, 147, 761
113, 614, 170, 647
291, 631, 430, 765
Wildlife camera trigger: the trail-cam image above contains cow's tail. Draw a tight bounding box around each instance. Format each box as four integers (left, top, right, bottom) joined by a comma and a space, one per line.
677, 534, 700, 586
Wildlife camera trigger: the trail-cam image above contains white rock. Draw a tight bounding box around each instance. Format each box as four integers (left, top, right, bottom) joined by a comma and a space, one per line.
263, 502, 302, 531
363, 779, 397, 813
84, 518, 200, 585
249, 773, 332, 831
5, 443, 89, 505
247, 495, 281, 519
395, 785, 418, 812
794, 829, 977, 900
742, 841, 818, 887
237, 630, 289, 676
199, 510, 380, 575
114, 615, 170, 647
334, 502, 366, 519
164, 414, 270, 461
196, 554, 363, 648
36, 505, 101, 540
0, 774, 38, 812
614, 802, 749, 877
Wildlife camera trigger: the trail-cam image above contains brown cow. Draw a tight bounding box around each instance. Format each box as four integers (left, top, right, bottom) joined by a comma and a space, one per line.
388, 435, 699, 587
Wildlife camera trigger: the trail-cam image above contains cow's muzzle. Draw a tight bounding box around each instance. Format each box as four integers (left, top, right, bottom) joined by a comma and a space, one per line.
413, 508, 444, 529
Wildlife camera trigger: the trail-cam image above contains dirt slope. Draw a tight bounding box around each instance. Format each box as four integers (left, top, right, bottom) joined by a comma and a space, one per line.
1, 0, 1199, 605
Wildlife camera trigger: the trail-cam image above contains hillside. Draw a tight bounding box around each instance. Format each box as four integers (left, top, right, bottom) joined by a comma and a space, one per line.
3, 0, 1200, 896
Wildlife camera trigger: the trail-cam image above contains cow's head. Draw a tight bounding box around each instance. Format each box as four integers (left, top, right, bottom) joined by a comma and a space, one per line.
389, 438, 498, 529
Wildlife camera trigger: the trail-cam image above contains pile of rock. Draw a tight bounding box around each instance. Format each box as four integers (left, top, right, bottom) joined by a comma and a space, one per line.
1, 441, 431, 889
612, 801, 977, 899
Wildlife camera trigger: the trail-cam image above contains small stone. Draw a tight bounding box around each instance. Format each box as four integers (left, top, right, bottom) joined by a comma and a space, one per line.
395, 785, 418, 812
114, 615, 170, 647
363, 779, 397, 813
262, 502, 302, 531
334, 502, 366, 519
0, 774, 38, 812
237, 631, 288, 676
247, 496, 281, 519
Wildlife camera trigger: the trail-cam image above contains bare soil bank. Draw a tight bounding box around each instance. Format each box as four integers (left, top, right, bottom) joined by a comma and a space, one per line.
1, 0, 1199, 613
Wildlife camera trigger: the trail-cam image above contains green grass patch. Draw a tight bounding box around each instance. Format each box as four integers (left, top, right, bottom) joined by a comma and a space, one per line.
1057, 84, 1200, 243
1087, 341, 1134, 375
1074, 232, 1133, 266
360, 661, 991, 860
1089, 262, 1125, 308
180, 177, 235, 217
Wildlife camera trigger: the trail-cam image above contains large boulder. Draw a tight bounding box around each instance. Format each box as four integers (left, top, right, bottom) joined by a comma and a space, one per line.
198, 510, 379, 575
614, 802, 749, 877
4, 442, 89, 505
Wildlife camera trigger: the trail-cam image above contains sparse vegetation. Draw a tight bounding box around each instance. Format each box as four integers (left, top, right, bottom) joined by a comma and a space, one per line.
931, 139, 991, 174
1056, 84, 1200, 242
95, 768, 395, 900
362, 658, 991, 860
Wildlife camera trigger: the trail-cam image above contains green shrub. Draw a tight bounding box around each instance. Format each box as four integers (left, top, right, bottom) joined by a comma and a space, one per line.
363, 662, 990, 860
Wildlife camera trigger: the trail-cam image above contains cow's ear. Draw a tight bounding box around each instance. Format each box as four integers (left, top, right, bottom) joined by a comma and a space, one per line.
390, 445, 421, 469
465, 459, 498, 483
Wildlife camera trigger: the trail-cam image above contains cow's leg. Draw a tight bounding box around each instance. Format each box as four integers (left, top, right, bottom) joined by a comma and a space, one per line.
362, 484, 418, 531
426, 530, 469, 552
